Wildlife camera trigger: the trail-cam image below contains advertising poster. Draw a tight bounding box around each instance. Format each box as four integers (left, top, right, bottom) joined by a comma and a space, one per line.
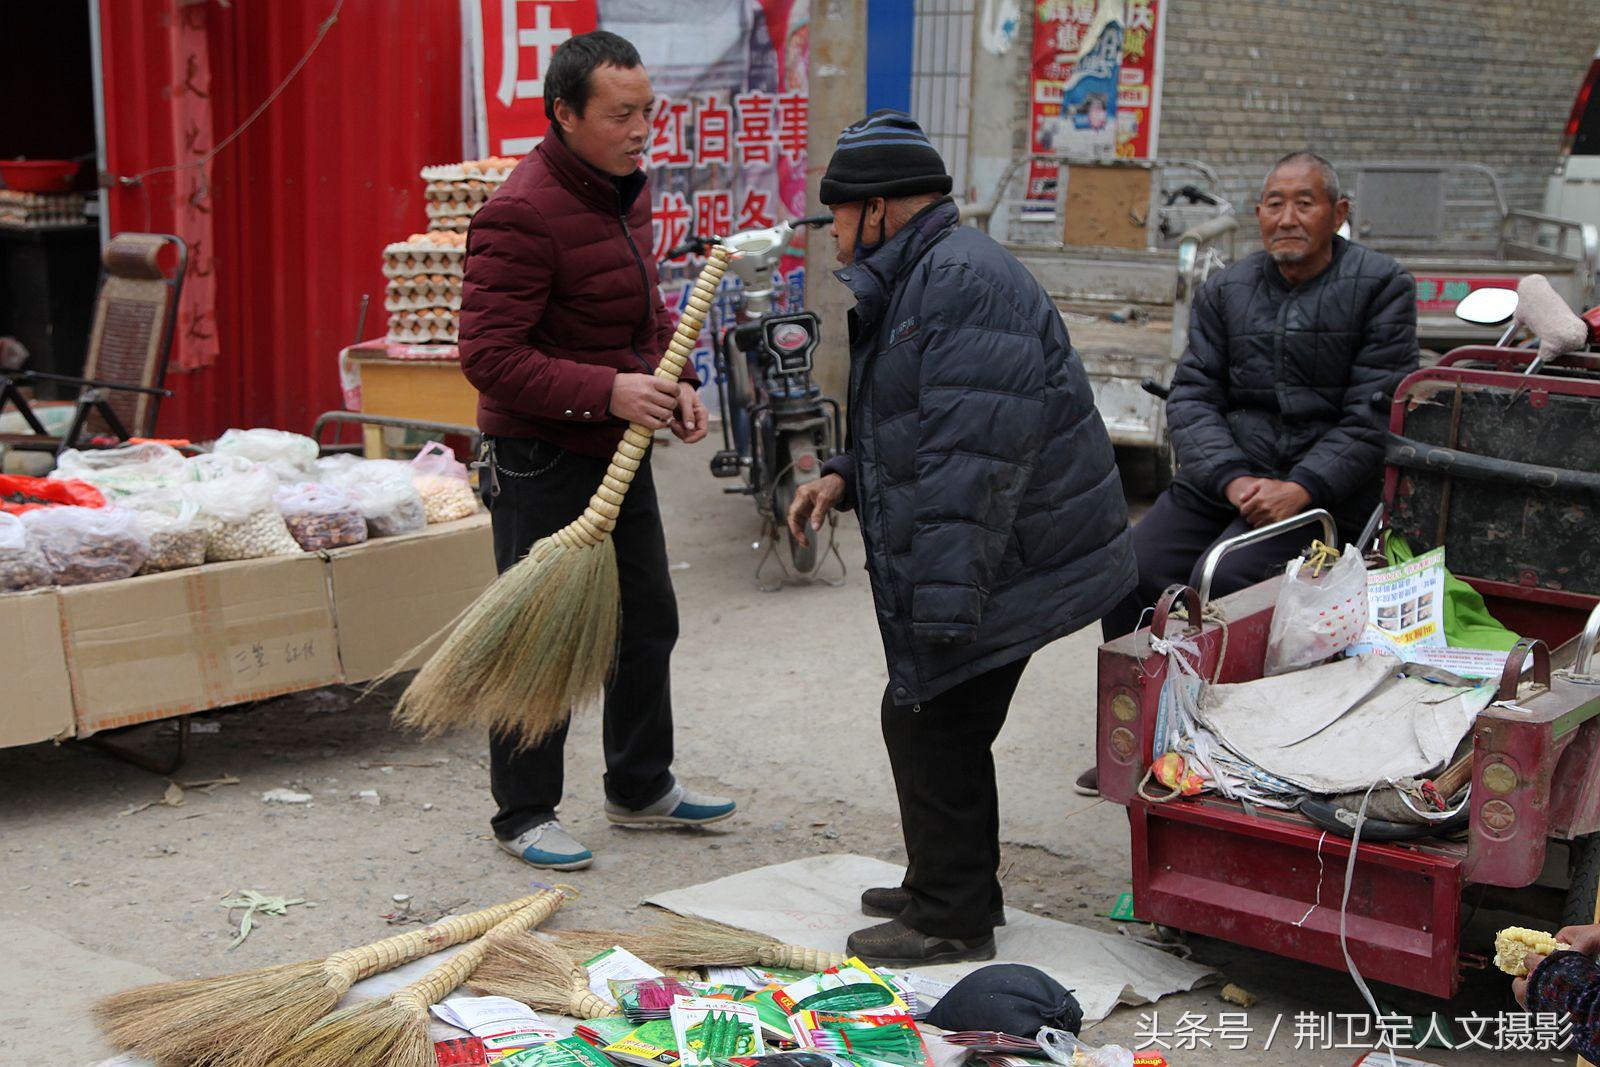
1025, 0, 1164, 216
469, 0, 810, 411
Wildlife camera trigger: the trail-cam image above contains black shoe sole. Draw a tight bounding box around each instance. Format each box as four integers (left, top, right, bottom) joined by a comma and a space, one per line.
862, 901, 1007, 927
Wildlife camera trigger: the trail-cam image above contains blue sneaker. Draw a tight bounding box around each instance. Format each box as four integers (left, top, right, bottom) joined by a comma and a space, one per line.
604, 782, 737, 827
498, 820, 594, 870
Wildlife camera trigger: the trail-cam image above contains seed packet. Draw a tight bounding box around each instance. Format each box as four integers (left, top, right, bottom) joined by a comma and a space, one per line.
772, 959, 907, 1016
671, 996, 766, 1067
788, 1011, 929, 1067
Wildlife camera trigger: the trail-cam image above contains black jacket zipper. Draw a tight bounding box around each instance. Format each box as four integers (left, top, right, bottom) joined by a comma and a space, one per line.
619, 211, 655, 372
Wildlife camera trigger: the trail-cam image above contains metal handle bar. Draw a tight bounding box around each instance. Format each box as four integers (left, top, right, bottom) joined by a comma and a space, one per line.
1570, 602, 1600, 681
1196, 507, 1337, 608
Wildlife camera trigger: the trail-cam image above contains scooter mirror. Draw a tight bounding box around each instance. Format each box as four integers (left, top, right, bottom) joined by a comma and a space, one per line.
1454, 287, 1518, 326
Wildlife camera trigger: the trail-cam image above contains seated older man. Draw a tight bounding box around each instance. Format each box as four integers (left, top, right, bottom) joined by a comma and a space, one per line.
1083, 151, 1419, 793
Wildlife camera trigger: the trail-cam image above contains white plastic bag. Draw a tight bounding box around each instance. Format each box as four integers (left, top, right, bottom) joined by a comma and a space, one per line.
1264, 544, 1369, 676
52, 442, 186, 499
214, 428, 319, 482
124, 486, 210, 572
0, 512, 54, 592
186, 454, 301, 560
21, 505, 148, 585
275, 482, 368, 550
411, 441, 478, 523
317, 456, 426, 536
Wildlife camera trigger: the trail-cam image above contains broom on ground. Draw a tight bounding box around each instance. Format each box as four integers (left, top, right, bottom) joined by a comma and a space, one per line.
554, 914, 846, 972
264, 893, 564, 1067
392, 246, 735, 748
468, 931, 619, 1017
95, 889, 565, 1067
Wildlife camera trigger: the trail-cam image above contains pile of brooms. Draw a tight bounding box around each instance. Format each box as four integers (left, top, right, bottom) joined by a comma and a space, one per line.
96, 896, 845, 1067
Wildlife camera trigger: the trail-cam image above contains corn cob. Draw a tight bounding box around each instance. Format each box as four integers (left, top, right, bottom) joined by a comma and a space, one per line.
1494, 926, 1566, 976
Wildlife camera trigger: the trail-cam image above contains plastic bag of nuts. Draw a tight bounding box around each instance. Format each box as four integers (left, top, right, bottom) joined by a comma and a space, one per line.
0, 512, 53, 593
410, 441, 479, 524
314, 455, 426, 537
275, 482, 368, 551
187, 455, 302, 561
124, 487, 210, 573
213, 427, 320, 483
21, 505, 148, 585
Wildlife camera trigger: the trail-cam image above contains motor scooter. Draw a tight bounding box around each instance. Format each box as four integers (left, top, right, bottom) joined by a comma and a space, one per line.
665, 216, 845, 589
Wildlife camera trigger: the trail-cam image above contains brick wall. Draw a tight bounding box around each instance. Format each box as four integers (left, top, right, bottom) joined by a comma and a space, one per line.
1155, 0, 1600, 215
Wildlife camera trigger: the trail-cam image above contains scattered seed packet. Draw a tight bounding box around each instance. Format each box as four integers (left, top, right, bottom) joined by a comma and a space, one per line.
431, 996, 563, 1063
738, 985, 799, 1045
788, 1011, 929, 1067
576, 1016, 682, 1067
772, 959, 908, 1016
583, 945, 666, 1006
498, 1036, 618, 1067
671, 996, 766, 1067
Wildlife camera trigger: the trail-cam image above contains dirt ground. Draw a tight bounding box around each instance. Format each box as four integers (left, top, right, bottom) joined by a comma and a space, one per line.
0, 440, 1570, 1067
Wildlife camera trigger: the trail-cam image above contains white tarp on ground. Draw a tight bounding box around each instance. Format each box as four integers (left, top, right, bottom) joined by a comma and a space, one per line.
645, 852, 1213, 1026
1192, 654, 1494, 794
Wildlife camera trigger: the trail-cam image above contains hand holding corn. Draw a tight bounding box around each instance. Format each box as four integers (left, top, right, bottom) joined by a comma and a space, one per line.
1495, 927, 1570, 977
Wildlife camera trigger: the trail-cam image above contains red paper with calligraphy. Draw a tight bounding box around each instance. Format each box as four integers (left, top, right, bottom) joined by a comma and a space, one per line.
474, 0, 598, 157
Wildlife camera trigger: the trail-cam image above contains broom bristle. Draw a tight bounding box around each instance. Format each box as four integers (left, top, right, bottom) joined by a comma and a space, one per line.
470, 933, 618, 1018
550, 928, 682, 971
394, 536, 619, 747
263, 996, 433, 1067
94, 959, 340, 1067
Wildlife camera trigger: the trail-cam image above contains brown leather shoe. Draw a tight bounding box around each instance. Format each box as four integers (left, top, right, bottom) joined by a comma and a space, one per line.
1074, 765, 1100, 796
860, 886, 1006, 927
846, 918, 996, 966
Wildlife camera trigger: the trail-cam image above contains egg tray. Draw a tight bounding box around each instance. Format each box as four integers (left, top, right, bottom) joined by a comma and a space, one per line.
424, 181, 494, 205
420, 160, 515, 183
382, 242, 465, 279
386, 313, 460, 344
387, 276, 462, 307
0, 190, 90, 228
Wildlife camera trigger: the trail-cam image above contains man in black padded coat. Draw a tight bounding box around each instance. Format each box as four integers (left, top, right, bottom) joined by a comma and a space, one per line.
1082, 151, 1419, 794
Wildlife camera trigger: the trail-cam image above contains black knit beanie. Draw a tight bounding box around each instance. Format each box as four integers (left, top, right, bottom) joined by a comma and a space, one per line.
818, 110, 953, 205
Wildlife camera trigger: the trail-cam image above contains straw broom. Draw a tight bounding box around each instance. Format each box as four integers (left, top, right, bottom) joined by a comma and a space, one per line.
554, 914, 845, 972
392, 246, 735, 748
468, 932, 619, 1018
263, 894, 563, 1067
95, 889, 565, 1067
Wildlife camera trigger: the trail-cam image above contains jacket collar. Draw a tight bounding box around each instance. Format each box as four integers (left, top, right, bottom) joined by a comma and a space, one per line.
537, 131, 649, 216
1264, 234, 1349, 291
834, 198, 959, 329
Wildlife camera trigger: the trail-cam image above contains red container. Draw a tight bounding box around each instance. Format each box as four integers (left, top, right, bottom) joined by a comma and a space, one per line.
0, 159, 79, 192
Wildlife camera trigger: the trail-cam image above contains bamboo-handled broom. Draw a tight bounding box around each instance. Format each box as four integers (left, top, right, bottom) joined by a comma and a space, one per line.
554, 914, 846, 972
468, 931, 619, 1018
95, 888, 566, 1067
392, 247, 735, 747
264, 894, 565, 1067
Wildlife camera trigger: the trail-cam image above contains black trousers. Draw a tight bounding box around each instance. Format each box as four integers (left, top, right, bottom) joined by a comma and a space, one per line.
484, 435, 678, 840
882, 655, 1030, 941
1100, 479, 1361, 640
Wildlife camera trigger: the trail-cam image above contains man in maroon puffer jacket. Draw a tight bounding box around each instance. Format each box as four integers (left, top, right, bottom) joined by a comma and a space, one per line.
460, 30, 736, 871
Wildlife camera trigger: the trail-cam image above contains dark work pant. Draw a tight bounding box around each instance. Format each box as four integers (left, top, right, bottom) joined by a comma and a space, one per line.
882, 656, 1031, 941
484, 435, 678, 840
1100, 479, 1356, 640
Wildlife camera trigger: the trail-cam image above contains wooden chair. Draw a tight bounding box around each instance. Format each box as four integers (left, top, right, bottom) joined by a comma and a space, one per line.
0, 232, 187, 455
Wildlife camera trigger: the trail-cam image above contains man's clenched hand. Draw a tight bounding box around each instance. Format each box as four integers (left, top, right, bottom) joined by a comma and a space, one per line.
786, 473, 845, 547
609, 373, 680, 427
1239, 479, 1312, 527
669, 382, 708, 443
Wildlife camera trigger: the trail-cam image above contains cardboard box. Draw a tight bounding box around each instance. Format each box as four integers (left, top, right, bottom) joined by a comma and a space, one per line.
0, 587, 74, 747
59, 554, 340, 737
326, 514, 495, 682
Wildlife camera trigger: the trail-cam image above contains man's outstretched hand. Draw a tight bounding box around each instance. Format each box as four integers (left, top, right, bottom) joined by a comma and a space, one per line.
1225, 476, 1311, 528
786, 473, 845, 547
